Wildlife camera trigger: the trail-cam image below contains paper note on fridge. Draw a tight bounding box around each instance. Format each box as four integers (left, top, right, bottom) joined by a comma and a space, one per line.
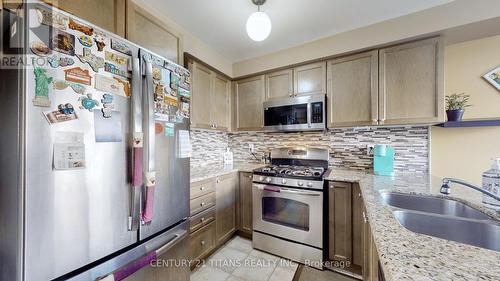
53, 142, 86, 170
177, 129, 191, 158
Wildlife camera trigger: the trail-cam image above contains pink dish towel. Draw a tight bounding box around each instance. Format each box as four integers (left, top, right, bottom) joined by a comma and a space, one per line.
142, 185, 155, 223
132, 147, 143, 187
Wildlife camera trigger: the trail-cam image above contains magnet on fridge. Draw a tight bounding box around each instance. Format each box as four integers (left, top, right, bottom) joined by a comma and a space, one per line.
70, 83, 86, 95
95, 37, 106, 52
152, 67, 162, 80
79, 93, 100, 111
47, 56, 75, 68
58, 103, 75, 115
78, 35, 93, 47
68, 19, 94, 36
49, 29, 75, 56
77, 48, 105, 72
33, 67, 53, 107
101, 94, 114, 118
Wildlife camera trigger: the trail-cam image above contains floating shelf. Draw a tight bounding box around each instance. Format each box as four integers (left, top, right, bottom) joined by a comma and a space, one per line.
435, 118, 500, 128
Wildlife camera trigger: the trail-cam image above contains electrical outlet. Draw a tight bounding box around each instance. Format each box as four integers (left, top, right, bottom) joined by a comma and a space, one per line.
249, 143, 255, 153
367, 144, 375, 156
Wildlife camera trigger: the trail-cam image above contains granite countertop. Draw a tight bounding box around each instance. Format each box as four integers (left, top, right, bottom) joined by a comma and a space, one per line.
190, 162, 267, 183
325, 169, 500, 281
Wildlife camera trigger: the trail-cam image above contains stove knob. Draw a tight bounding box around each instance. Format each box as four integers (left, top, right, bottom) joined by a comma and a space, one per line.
307, 182, 314, 188
266, 177, 272, 183
281, 179, 287, 184
259, 176, 264, 181
297, 181, 304, 186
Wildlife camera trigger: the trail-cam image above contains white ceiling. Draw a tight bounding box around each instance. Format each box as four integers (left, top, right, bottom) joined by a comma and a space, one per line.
148, 0, 454, 62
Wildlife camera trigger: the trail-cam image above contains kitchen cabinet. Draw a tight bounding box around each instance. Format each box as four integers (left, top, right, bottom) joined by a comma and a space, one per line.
327, 51, 379, 127
237, 172, 253, 238
293, 62, 327, 96
188, 60, 231, 131
215, 173, 237, 245
42, 0, 126, 37
363, 210, 380, 281
234, 75, 265, 131
190, 221, 216, 262
265, 69, 293, 100
126, 0, 182, 63
189, 61, 212, 129
328, 181, 364, 277
379, 37, 444, 125
212, 74, 231, 130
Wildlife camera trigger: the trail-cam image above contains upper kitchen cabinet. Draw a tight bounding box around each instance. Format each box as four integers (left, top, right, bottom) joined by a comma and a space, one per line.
379, 37, 444, 125
265, 69, 293, 100
42, 0, 126, 36
327, 51, 379, 127
212, 74, 231, 131
126, 0, 183, 63
234, 75, 265, 131
189, 61, 212, 129
188, 59, 231, 131
293, 62, 327, 96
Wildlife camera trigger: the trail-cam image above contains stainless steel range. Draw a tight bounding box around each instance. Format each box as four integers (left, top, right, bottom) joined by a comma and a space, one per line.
252, 147, 329, 267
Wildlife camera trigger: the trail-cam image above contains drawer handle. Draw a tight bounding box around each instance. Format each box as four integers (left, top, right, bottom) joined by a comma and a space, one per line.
201, 240, 205, 246
200, 202, 205, 206
200, 186, 205, 191
200, 217, 205, 222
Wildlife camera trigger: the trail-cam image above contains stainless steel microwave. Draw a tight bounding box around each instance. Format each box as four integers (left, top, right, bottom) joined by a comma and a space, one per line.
263, 94, 326, 132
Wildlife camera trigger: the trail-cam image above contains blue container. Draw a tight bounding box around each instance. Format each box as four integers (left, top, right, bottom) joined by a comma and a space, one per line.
374, 144, 394, 176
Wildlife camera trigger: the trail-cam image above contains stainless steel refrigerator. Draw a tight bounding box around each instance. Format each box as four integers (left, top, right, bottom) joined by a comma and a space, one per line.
0, 1, 191, 280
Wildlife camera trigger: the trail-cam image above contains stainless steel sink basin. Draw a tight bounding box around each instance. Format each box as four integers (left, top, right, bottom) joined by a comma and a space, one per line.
393, 210, 500, 252
380, 192, 492, 220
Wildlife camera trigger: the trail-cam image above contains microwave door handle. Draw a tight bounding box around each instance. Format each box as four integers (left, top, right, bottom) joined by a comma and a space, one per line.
142, 61, 156, 224
307, 102, 312, 128
129, 56, 143, 231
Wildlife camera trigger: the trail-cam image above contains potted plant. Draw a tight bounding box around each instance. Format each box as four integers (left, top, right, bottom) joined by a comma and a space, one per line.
445, 93, 471, 122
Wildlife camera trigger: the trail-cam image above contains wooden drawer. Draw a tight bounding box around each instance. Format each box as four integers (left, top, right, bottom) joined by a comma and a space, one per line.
191, 178, 216, 200
190, 221, 215, 261
190, 207, 215, 233
190, 192, 216, 216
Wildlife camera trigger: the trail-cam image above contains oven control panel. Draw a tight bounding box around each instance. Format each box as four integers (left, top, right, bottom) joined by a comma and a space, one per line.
253, 175, 324, 190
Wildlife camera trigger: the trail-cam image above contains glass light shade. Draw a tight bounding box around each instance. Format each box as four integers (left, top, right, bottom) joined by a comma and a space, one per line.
246, 11, 272, 41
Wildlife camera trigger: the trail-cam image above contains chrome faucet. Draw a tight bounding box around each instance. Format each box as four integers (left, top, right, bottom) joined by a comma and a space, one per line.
440, 178, 500, 201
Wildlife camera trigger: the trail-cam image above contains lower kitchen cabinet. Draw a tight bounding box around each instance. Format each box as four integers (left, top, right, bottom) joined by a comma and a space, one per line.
363, 216, 380, 281
237, 172, 253, 237
215, 173, 238, 245
190, 221, 216, 262
328, 181, 365, 277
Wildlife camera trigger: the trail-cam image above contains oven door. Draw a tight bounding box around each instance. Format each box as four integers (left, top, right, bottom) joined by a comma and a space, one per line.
252, 183, 323, 248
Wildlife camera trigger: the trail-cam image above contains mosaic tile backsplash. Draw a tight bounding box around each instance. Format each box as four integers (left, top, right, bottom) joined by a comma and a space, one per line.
190, 129, 229, 167
191, 126, 430, 173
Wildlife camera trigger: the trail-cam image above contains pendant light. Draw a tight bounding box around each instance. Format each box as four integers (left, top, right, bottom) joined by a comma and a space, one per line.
246, 0, 272, 42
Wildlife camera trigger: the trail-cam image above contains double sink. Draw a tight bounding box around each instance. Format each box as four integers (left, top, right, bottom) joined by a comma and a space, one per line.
380, 192, 500, 252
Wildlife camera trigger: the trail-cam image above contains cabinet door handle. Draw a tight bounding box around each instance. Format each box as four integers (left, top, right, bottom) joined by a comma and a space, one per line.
200, 217, 205, 222
200, 186, 205, 191
201, 240, 205, 246
362, 211, 368, 223
200, 202, 205, 207
248, 175, 252, 178
216, 179, 220, 184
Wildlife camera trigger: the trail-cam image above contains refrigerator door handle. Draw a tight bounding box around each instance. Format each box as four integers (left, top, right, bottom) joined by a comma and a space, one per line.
129, 57, 143, 231
142, 61, 156, 224
99, 230, 188, 281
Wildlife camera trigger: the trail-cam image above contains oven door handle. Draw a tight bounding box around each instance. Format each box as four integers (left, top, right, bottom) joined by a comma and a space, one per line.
280, 188, 321, 196
256, 184, 321, 196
